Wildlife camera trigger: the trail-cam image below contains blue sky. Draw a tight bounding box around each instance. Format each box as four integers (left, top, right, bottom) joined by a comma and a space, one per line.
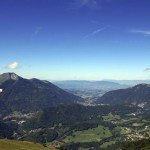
0, 0, 150, 80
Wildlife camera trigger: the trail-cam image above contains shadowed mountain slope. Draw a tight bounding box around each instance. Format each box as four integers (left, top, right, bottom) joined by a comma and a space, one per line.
0, 73, 82, 113
97, 84, 150, 108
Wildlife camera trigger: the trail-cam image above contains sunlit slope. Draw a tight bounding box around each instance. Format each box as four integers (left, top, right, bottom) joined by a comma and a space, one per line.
0, 140, 56, 150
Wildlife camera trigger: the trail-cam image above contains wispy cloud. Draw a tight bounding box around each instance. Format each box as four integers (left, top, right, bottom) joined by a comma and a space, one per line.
144, 68, 150, 72
84, 26, 108, 39
34, 27, 43, 36
71, 0, 118, 10
6, 62, 19, 69
30, 26, 43, 40
131, 30, 150, 36
72, 0, 98, 9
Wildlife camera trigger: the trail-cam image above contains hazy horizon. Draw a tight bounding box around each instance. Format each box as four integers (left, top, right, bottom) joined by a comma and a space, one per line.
1, 72, 150, 84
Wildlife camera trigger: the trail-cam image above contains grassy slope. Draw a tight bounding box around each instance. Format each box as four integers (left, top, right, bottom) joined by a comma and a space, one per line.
0, 140, 56, 150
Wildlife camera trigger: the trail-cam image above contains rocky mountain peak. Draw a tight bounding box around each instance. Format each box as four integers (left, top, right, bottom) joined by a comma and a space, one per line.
0, 73, 20, 84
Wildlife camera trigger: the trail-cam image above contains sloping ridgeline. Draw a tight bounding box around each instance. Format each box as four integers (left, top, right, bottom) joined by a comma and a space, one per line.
97, 84, 150, 108
0, 73, 82, 114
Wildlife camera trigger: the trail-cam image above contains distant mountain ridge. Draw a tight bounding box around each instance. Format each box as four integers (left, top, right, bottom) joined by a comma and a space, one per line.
105, 80, 150, 86
0, 73, 82, 114
53, 80, 128, 90
97, 84, 150, 108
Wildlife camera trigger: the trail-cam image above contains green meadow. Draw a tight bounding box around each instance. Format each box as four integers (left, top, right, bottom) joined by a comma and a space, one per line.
64, 125, 112, 143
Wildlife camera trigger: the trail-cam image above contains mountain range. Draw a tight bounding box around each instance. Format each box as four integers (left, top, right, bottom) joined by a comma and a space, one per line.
0, 73, 81, 114
53, 80, 128, 91
105, 80, 150, 86
0, 73, 150, 149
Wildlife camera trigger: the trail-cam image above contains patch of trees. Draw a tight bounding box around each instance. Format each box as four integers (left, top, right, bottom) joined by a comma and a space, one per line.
121, 138, 150, 150
59, 141, 100, 150
23, 104, 138, 130
0, 121, 18, 139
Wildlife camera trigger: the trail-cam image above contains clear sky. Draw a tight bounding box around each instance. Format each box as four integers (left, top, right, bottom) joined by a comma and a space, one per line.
0, 0, 150, 80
